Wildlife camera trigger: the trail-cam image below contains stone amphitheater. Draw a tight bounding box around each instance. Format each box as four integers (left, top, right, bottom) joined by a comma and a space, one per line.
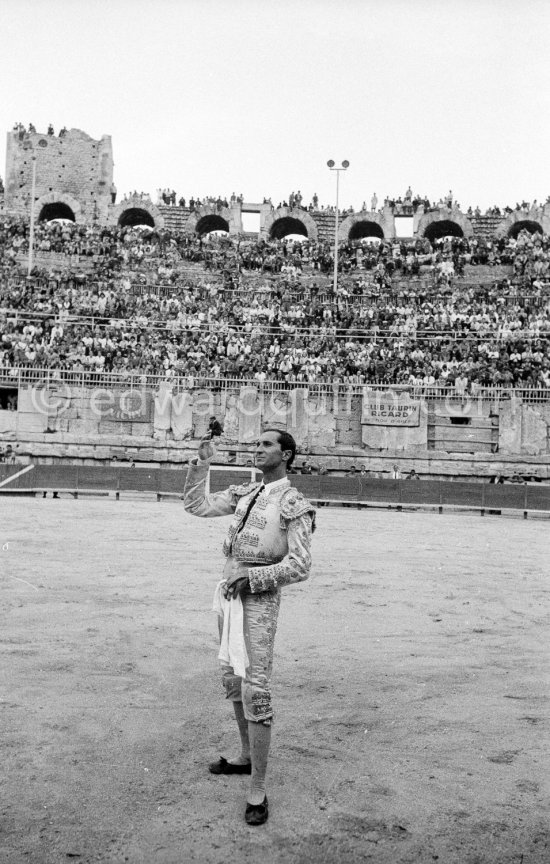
1, 125, 549, 483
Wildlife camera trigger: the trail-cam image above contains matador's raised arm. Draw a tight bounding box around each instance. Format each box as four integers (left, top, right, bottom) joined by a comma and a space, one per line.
183, 459, 261, 518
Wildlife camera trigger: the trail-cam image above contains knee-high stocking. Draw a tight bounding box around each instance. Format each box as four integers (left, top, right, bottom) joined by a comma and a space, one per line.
248, 720, 271, 805
229, 701, 251, 765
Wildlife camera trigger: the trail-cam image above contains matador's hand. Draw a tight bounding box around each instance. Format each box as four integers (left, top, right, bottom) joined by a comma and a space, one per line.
223, 566, 250, 600
224, 577, 249, 600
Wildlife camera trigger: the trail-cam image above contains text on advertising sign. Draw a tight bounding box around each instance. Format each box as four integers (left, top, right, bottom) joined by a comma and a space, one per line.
362, 389, 421, 426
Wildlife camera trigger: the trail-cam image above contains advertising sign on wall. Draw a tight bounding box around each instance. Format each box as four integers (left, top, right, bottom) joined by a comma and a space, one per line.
362, 389, 422, 426
91, 389, 153, 423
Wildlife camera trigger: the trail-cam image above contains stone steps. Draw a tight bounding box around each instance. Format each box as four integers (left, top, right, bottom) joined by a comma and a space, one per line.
312, 211, 337, 244
471, 214, 504, 238
157, 205, 190, 232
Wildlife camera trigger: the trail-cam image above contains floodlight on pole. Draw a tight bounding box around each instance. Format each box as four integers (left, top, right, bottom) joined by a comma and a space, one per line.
27, 154, 37, 278
327, 160, 349, 294
23, 134, 47, 277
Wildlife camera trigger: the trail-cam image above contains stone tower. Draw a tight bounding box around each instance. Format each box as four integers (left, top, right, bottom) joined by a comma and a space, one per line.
4, 126, 114, 223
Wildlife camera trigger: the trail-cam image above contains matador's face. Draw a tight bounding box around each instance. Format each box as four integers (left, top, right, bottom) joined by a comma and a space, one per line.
254, 431, 289, 474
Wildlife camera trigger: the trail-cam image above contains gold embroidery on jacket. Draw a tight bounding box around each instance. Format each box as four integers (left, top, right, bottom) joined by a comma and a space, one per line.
247, 513, 267, 530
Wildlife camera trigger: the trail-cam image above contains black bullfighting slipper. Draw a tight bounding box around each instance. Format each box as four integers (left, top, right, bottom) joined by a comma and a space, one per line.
245, 796, 269, 825
208, 756, 252, 775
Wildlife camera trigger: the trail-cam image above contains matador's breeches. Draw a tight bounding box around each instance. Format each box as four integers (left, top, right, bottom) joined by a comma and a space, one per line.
219, 589, 281, 724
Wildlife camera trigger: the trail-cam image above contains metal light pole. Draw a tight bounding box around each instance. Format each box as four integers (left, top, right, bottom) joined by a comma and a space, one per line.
27, 153, 37, 277
327, 159, 349, 293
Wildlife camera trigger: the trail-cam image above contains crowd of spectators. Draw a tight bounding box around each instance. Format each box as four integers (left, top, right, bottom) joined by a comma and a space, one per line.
0, 216, 549, 390
155, 192, 244, 210
149, 184, 550, 220
5, 217, 550, 286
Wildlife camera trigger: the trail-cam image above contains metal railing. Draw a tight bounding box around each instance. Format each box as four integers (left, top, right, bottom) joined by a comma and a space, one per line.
2, 307, 549, 342
1, 365, 550, 402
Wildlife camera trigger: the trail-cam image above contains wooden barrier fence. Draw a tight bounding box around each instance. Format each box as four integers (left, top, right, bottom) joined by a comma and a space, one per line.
1, 464, 549, 516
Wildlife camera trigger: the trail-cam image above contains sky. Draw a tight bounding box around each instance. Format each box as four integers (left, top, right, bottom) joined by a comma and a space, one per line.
1, 0, 550, 212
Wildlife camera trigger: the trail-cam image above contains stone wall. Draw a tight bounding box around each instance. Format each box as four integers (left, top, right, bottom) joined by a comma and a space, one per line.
1, 384, 549, 480
4, 128, 113, 222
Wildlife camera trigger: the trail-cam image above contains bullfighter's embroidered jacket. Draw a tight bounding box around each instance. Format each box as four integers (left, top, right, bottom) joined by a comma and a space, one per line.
183, 459, 316, 594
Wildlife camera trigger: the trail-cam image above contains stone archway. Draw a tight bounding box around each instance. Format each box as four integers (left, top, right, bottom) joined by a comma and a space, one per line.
508, 220, 543, 239
195, 213, 230, 235
494, 209, 548, 239
39, 202, 76, 222
187, 204, 234, 235
118, 208, 155, 229
423, 219, 464, 243
338, 211, 390, 242
270, 216, 308, 239
415, 207, 473, 241
35, 191, 83, 223
112, 197, 164, 230
263, 207, 318, 241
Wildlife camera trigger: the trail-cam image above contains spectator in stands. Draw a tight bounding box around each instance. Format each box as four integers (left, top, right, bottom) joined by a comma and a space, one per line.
208, 416, 223, 438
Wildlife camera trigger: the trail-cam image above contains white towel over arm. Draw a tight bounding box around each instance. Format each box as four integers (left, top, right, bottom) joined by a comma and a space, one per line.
212, 580, 249, 679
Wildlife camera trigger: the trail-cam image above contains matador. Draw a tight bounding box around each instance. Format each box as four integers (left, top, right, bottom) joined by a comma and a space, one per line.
183, 428, 315, 825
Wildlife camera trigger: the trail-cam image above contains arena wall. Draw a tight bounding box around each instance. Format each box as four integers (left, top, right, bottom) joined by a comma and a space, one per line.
1, 384, 548, 480
338, 208, 395, 242
4, 128, 113, 222
493, 204, 550, 238
414, 206, 474, 239
4, 125, 547, 244
111, 196, 165, 229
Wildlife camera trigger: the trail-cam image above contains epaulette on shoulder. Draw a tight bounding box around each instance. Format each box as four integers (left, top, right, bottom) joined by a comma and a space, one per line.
279, 487, 316, 522
228, 480, 262, 499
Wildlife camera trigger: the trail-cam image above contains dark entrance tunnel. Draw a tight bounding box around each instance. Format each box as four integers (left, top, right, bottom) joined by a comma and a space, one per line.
508, 220, 543, 239
195, 215, 230, 236
348, 221, 384, 241
423, 220, 464, 244
269, 217, 308, 240
38, 203, 75, 222
118, 208, 155, 229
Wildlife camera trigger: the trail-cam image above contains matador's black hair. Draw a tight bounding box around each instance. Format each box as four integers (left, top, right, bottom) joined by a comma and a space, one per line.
262, 428, 297, 469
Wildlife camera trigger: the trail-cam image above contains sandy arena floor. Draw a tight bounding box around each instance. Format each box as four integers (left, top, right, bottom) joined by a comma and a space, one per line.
1, 497, 549, 864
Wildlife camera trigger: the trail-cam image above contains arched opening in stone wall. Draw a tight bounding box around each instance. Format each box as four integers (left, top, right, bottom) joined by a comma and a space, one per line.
118, 208, 155, 229
269, 217, 308, 240
195, 215, 230, 236
38, 202, 75, 222
508, 220, 543, 239
348, 221, 384, 241
423, 220, 464, 244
